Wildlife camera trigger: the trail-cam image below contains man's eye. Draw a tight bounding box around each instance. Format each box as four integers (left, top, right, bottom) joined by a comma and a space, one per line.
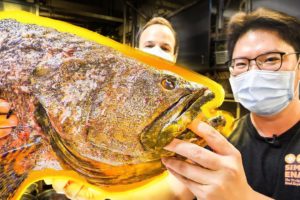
234, 62, 247, 68
161, 46, 171, 52
145, 44, 155, 48
264, 57, 280, 63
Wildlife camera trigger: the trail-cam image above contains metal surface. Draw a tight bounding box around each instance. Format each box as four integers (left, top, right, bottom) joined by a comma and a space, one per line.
123, 3, 126, 44
252, 0, 300, 19
75, 10, 123, 22
35, 1, 39, 16
126, 1, 148, 20
40, 6, 123, 22
165, 0, 199, 18
216, 0, 224, 32
169, 0, 212, 70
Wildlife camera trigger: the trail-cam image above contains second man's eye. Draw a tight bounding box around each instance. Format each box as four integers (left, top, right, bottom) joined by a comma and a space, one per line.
145, 44, 155, 48
160, 46, 171, 53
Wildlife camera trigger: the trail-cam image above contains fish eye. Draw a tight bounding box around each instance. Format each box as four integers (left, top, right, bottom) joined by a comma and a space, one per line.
161, 78, 176, 90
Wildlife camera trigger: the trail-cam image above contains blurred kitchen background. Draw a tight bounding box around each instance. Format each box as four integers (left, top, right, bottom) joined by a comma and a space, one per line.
2, 1, 300, 199
1, 0, 300, 120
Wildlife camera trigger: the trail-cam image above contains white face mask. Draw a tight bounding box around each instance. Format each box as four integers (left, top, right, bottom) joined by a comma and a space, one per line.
229, 70, 297, 116
141, 46, 175, 62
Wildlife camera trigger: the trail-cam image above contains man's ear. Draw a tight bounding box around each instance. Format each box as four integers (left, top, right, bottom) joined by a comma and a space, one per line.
173, 52, 178, 63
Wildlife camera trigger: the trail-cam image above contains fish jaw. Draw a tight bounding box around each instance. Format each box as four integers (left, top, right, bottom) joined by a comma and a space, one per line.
156, 89, 214, 149
140, 88, 214, 156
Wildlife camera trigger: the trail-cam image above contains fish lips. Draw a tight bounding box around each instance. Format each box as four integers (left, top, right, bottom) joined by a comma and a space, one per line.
140, 88, 214, 152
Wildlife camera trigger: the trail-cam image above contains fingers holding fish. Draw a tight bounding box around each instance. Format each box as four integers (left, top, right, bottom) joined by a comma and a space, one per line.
75, 186, 97, 200
188, 117, 239, 156
162, 156, 218, 185
162, 119, 253, 200
0, 114, 18, 128
0, 99, 11, 113
63, 181, 83, 199
50, 179, 97, 200
165, 167, 207, 199
0, 99, 18, 139
50, 178, 69, 194
163, 138, 223, 170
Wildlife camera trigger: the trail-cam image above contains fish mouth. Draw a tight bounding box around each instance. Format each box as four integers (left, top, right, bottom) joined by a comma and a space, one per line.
140, 88, 214, 152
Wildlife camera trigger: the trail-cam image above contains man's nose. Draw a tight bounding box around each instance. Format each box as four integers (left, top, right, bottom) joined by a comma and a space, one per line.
248, 60, 260, 70
154, 45, 164, 51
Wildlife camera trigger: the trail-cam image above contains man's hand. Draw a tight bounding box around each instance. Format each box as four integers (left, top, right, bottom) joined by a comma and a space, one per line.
0, 99, 18, 138
161, 117, 273, 200
44, 178, 98, 200
45, 175, 195, 200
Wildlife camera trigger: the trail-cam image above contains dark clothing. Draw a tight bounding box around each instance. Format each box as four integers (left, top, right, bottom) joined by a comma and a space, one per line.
228, 114, 300, 200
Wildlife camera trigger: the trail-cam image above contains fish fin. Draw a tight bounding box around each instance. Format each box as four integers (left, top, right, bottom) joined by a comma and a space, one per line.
0, 136, 42, 200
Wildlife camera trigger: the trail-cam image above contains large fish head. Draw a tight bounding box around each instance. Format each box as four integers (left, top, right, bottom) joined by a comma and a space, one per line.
30, 43, 216, 186
32, 47, 213, 166
87, 68, 213, 161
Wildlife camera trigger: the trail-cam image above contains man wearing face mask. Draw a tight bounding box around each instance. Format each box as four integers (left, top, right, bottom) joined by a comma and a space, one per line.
162, 8, 300, 200
137, 17, 178, 63
226, 8, 300, 199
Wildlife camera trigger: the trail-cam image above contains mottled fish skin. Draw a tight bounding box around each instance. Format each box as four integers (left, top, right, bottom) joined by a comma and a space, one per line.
0, 136, 42, 199
0, 18, 213, 189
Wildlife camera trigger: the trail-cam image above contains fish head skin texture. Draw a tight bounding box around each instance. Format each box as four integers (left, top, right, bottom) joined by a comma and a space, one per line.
32, 48, 211, 166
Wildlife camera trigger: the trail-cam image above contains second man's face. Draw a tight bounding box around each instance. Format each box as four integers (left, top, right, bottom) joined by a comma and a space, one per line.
139, 24, 176, 63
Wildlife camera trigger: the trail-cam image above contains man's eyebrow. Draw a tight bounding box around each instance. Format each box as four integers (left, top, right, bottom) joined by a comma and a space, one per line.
143, 40, 155, 44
